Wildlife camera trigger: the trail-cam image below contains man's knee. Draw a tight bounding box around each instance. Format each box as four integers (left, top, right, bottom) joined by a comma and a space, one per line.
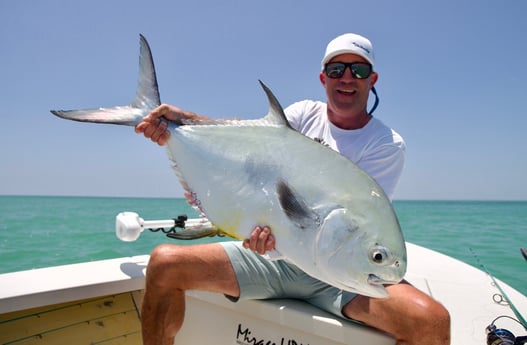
389, 294, 450, 344
393, 284, 450, 332
346, 284, 451, 344
149, 243, 180, 267
146, 244, 187, 287
146, 243, 232, 292
410, 295, 450, 341
426, 299, 450, 331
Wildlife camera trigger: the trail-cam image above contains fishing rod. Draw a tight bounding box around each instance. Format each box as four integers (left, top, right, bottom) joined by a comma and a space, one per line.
470, 248, 527, 344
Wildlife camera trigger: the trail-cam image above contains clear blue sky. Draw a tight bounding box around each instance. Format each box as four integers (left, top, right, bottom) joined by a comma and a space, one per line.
1, 1, 526, 200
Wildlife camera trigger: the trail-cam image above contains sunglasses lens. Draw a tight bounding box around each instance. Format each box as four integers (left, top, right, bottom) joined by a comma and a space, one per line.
325, 63, 372, 79
351, 63, 372, 79
325, 63, 346, 78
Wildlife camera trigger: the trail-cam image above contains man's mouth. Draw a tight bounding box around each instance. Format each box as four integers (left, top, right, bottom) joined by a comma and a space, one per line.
337, 89, 356, 96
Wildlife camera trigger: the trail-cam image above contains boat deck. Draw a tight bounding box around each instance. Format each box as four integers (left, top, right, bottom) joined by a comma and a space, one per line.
1, 291, 143, 344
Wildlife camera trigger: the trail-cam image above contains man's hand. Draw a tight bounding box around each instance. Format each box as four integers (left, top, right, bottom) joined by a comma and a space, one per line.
243, 226, 276, 255
135, 104, 205, 145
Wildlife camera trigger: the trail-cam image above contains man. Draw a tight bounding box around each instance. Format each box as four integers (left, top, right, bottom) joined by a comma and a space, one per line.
135, 33, 451, 345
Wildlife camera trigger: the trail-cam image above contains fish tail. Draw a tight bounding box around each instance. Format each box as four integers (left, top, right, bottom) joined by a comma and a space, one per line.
50, 34, 161, 126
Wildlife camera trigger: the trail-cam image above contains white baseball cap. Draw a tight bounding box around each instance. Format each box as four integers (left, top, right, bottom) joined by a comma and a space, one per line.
321, 33, 375, 69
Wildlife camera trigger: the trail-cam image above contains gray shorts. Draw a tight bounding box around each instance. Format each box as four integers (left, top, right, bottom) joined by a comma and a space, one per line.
220, 241, 357, 319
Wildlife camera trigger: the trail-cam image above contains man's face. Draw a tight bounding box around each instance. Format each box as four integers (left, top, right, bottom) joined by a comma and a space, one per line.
320, 53, 378, 118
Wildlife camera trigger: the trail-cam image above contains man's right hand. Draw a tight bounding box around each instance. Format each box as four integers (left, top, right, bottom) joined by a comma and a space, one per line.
135, 104, 206, 145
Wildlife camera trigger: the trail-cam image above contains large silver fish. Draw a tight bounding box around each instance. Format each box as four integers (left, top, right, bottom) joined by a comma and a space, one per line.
51, 35, 407, 298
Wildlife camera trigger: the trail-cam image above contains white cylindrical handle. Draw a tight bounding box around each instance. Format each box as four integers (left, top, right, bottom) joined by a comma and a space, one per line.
115, 212, 146, 242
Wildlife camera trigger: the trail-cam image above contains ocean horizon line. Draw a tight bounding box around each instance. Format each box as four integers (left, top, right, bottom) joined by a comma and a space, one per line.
1, 194, 526, 203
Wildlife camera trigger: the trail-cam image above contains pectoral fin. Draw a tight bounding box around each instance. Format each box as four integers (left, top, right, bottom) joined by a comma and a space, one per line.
276, 180, 319, 229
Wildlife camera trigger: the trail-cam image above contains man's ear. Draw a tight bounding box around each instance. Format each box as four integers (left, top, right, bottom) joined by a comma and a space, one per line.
370, 71, 379, 88
319, 71, 326, 86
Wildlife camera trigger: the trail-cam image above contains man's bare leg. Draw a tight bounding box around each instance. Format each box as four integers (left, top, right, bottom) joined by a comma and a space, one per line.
343, 281, 451, 345
141, 243, 239, 345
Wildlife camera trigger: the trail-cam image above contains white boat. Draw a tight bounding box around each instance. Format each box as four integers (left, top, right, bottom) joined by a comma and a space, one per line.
1, 220, 526, 345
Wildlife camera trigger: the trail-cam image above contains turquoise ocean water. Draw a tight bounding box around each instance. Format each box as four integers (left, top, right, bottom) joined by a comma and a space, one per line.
0, 196, 525, 296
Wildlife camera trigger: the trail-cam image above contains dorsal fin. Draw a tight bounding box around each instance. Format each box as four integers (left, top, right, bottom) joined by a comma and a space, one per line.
259, 80, 293, 129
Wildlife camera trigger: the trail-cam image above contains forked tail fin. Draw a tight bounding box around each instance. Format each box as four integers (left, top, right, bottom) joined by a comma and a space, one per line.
50, 34, 161, 126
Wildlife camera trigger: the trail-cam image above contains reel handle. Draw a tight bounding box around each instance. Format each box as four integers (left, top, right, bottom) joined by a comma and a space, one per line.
115, 212, 176, 242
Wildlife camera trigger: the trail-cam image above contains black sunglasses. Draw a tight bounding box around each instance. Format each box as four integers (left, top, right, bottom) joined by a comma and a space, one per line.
324, 62, 373, 79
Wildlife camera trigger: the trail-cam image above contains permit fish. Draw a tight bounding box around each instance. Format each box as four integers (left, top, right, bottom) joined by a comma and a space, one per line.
51, 35, 407, 298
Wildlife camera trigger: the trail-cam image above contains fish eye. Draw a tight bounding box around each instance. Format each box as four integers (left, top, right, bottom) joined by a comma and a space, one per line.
370, 248, 387, 264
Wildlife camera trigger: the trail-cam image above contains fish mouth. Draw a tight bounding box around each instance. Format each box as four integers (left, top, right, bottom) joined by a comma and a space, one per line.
332, 275, 389, 298
368, 273, 398, 286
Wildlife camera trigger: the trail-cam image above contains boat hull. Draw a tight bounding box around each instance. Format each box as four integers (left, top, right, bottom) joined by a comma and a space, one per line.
1, 244, 526, 345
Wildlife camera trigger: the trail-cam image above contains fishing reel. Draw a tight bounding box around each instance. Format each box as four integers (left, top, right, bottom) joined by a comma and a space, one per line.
486, 316, 527, 345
